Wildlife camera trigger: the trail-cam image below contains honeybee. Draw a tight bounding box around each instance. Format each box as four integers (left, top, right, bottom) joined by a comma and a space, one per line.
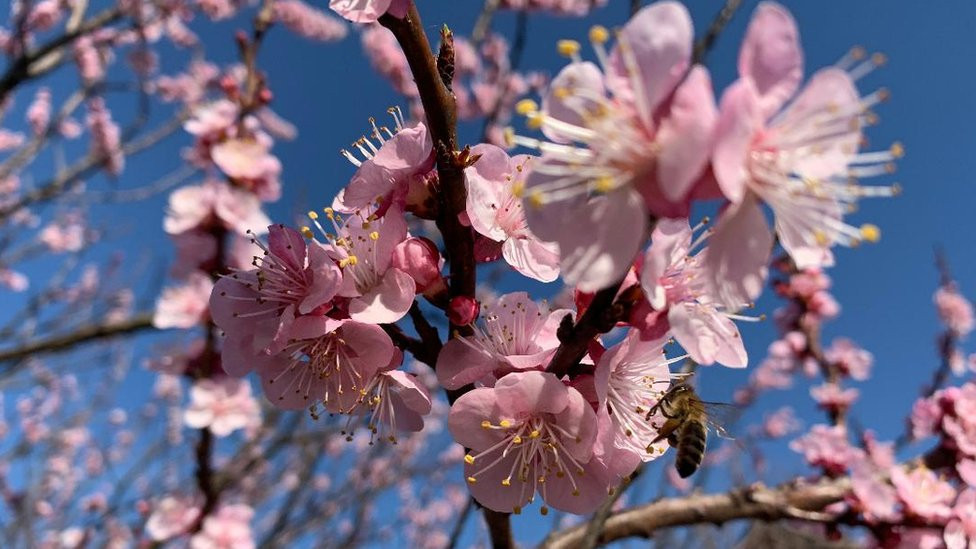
644, 383, 735, 478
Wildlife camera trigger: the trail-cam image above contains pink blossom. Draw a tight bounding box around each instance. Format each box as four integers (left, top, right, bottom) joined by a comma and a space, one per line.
0, 129, 25, 151
184, 99, 237, 138
183, 377, 260, 437
465, 145, 559, 282
329, 0, 410, 23
499, 0, 607, 15
360, 25, 415, 99
789, 424, 862, 475
640, 218, 750, 367
345, 349, 433, 441
275, 0, 347, 42
257, 320, 394, 413
759, 406, 800, 438
145, 496, 200, 541
39, 213, 86, 252
449, 371, 609, 514
810, 383, 859, 414
436, 292, 563, 390
210, 224, 342, 374
391, 237, 446, 296
319, 207, 415, 323
190, 504, 254, 549
946, 489, 976, 549
210, 137, 283, 202
73, 37, 104, 84
26, 0, 63, 31
153, 271, 214, 329
593, 330, 674, 466
26, 88, 51, 136
850, 460, 899, 523
711, 2, 898, 269
447, 295, 480, 327
891, 466, 955, 521
936, 286, 975, 338
825, 338, 873, 380
85, 98, 124, 176
171, 230, 219, 278
518, 2, 716, 291
197, 0, 239, 21
163, 180, 271, 236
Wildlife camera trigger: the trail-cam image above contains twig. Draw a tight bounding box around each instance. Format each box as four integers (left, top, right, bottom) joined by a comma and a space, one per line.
692, 0, 744, 65
447, 497, 475, 549
546, 278, 627, 378
0, 312, 153, 364
578, 466, 644, 549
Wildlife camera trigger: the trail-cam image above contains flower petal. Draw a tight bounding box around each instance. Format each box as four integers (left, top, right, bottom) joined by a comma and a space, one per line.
738, 1, 803, 117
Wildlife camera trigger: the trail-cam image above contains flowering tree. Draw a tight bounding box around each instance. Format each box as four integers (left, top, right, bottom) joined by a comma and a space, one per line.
0, 0, 973, 547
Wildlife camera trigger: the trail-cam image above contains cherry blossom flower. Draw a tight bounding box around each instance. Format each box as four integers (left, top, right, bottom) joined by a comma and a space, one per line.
274, 0, 348, 42
515, 2, 717, 291
189, 504, 255, 549
164, 179, 271, 237
464, 144, 559, 282
85, 97, 124, 176
891, 466, 955, 521
145, 495, 201, 541
711, 2, 899, 270
790, 424, 863, 475
153, 271, 214, 329
329, 0, 410, 23
936, 285, 975, 338
825, 338, 873, 380
449, 371, 609, 514
344, 349, 433, 442
593, 330, 678, 465
26, 88, 51, 136
307, 206, 414, 323
640, 218, 753, 367
210, 137, 283, 202
436, 292, 563, 390
391, 236, 446, 296
183, 377, 260, 437
850, 459, 899, 523
810, 383, 859, 415
210, 224, 342, 374
499, 0, 607, 15
256, 320, 394, 413
946, 489, 976, 549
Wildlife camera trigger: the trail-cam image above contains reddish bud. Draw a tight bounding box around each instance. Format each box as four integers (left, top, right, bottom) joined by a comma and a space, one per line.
392, 237, 445, 295
258, 87, 273, 104
448, 296, 479, 326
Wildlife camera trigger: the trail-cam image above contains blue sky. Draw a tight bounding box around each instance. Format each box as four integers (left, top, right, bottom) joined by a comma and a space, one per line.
4, 0, 976, 545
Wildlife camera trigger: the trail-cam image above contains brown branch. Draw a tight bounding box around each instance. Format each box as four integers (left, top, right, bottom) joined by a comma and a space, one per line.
692, 0, 744, 65
546, 278, 628, 379
541, 478, 850, 549
0, 312, 153, 364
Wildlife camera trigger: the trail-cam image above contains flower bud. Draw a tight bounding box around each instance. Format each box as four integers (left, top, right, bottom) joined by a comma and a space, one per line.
392, 237, 445, 295
448, 295, 479, 326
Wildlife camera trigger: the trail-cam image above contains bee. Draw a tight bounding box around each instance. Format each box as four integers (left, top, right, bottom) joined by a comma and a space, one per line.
644, 383, 735, 478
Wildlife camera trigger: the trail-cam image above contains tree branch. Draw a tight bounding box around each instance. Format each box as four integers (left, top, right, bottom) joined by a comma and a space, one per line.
692, 0, 744, 65
0, 312, 154, 364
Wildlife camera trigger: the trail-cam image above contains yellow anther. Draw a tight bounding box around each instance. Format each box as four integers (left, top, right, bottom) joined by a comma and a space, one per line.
339, 255, 358, 268
308, 211, 318, 220
503, 127, 516, 148
556, 39, 581, 57
813, 230, 830, 247
589, 25, 609, 44
872, 52, 887, 66
552, 87, 571, 100
529, 430, 540, 438
512, 435, 523, 444
464, 454, 475, 465
481, 420, 492, 429
511, 181, 525, 198
890, 142, 905, 158
499, 419, 512, 428
877, 88, 891, 102
593, 175, 614, 193
369, 231, 380, 241
528, 191, 544, 209
860, 224, 881, 243
301, 227, 313, 239
501, 478, 511, 487
513, 506, 522, 515
526, 112, 544, 130
850, 46, 866, 60
467, 476, 477, 484
515, 99, 539, 115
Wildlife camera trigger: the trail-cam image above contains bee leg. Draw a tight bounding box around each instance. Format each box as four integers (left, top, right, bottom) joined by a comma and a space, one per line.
648, 418, 681, 449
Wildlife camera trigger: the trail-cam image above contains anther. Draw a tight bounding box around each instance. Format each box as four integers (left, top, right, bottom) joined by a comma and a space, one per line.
860, 224, 881, 243
589, 25, 609, 44
556, 39, 581, 57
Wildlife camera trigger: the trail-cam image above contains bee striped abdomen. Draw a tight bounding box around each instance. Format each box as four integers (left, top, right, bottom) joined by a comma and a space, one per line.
674, 416, 707, 478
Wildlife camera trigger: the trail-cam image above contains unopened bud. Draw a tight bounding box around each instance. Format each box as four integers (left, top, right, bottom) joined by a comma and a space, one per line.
448, 295, 480, 326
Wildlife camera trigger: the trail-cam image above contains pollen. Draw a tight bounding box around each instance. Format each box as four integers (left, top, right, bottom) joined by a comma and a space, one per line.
511, 180, 525, 198
513, 506, 522, 515
467, 476, 477, 484
526, 112, 544, 130
481, 420, 491, 429
464, 454, 475, 465
515, 99, 539, 115
860, 224, 881, 243
593, 175, 614, 193
589, 25, 609, 44
553, 87, 571, 100
512, 435, 523, 444
503, 127, 516, 148
813, 230, 830, 247
339, 255, 358, 268
307, 211, 318, 220
556, 39, 581, 57
369, 231, 380, 241
528, 191, 544, 209
499, 419, 512, 428
301, 226, 313, 239
529, 430, 540, 438
890, 142, 905, 158
501, 478, 511, 487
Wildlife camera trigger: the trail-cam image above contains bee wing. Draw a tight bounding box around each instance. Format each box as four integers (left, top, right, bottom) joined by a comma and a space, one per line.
700, 401, 741, 440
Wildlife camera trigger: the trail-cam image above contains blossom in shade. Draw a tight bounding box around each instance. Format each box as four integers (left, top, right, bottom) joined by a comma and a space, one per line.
711, 2, 899, 270
936, 285, 975, 338
256, 320, 394, 413
640, 218, 752, 367
891, 466, 955, 521
307, 206, 415, 323
274, 0, 348, 42
515, 2, 717, 291
163, 179, 272, 237
189, 504, 255, 549
145, 496, 201, 541
449, 371, 609, 514
593, 330, 677, 465
329, 0, 410, 23
183, 377, 260, 437
344, 349, 433, 442
210, 224, 342, 374
464, 145, 559, 282
153, 271, 214, 329
945, 489, 976, 549
436, 292, 563, 390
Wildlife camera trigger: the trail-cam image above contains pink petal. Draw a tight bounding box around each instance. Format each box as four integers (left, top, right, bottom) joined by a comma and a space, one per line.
267, 224, 308, 273
502, 236, 560, 283
328, 0, 393, 23
371, 122, 433, 172
463, 452, 531, 512
337, 321, 394, 379
712, 79, 763, 204
669, 303, 747, 367
541, 62, 606, 144
385, 370, 431, 415
465, 143, 510, 241
738, 1, 803, 118
702, 195, 773, 309
299, 242, 342, 314
494, 371, 568, 416
258, 356, 327, 410
540, 455, 612, 514
343, 162, 394, 211
655, 66, 717, 202
348, 268, 415, 324
640, 218, 692, 310
448, 387, 506, 450
608, 1, 692, 128
436, 338, 501, 390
